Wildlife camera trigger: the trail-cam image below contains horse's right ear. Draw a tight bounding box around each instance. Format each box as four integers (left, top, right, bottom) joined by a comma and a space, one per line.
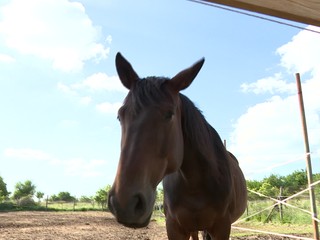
115, 52, 139, 90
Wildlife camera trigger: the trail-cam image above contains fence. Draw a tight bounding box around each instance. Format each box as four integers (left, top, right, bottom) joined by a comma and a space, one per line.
230, 171, 320, 239
42, 199, 105, 211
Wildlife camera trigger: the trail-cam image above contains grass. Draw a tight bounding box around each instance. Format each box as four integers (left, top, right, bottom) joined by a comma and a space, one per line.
0, 200, 105, 212
40, 201, 103, 211
150, 199, 317, 238
231, 222, 313, 238
151, 209, 166, 225
243, 198, 319, 224
231, 198, 317, 238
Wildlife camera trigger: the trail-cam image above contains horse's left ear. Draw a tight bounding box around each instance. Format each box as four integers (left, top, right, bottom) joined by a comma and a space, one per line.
169, 58, 205, 92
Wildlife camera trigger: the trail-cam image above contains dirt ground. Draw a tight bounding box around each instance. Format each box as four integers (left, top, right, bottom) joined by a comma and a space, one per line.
0, 211, 167, 240
0, 211, 312, 239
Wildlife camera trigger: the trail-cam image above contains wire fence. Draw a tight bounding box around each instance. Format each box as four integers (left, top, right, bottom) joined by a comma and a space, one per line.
231, 151, 320, 239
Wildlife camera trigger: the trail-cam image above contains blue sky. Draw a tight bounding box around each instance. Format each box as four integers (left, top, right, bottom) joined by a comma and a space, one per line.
0, 0, 319, 198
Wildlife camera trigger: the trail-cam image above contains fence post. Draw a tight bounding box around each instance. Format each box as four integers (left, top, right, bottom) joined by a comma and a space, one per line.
279, 187, 283, 222
46, 195, 48, 210
296, 73, 319, 240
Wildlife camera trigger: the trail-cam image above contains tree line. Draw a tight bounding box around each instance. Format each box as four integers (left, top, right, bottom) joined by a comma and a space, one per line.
0, 176, 112, 209
247, 169, 320, 200
1, 169, 319, 209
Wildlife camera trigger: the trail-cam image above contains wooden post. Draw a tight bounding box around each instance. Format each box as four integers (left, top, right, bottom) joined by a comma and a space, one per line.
279, 186, 283, 222
46, 195, 48, 210
296, 73, 319, 240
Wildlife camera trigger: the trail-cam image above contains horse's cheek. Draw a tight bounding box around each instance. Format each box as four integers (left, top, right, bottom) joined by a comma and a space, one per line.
165, 129, 184, 174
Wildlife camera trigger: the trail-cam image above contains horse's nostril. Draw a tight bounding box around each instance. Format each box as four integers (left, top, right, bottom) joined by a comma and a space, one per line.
107, 191, 152, 228
133, 193, 146, 215
108, 195, 115, 214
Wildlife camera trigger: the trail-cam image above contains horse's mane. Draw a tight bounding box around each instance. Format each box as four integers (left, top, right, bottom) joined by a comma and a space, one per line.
179, 94, 222, 151
179, 94, 232, 185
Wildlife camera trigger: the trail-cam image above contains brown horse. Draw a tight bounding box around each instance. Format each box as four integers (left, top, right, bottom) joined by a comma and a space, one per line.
108, 53, 247, 240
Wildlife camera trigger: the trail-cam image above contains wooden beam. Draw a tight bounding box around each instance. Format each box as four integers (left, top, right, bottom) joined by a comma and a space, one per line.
201, 0, 320, 27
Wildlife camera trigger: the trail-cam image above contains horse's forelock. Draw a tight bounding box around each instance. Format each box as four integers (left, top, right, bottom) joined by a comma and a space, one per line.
123, 77, 174, 115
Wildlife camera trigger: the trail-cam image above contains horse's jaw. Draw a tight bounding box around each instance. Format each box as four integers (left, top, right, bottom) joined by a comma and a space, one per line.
118, 213, 152, 228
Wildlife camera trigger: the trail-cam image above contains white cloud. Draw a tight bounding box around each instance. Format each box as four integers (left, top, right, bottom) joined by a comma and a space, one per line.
72, 73, 127, 93
4, 147, 107, 177
105, 35, 112, 44
4, 148, 52, 161
277, 26, 320, 75
229, 95, 304, 175
241, 73, 296, 95
58, 119, 79, 128
0, 0, 110, 72
57, 82, 73, 94
57, 73, 126, 108
63, 158, 107, 177
96, 102, 122, 114
230, 26, 320, 178
79, 96, 92, 105
0, 53, 15, 63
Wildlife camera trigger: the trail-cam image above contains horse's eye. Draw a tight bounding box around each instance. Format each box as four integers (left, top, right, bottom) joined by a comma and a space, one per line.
164, 111, 174, 120
117, 106, 125, 122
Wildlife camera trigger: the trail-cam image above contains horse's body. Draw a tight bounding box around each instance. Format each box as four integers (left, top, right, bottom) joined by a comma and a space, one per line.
108, 53, 247, 239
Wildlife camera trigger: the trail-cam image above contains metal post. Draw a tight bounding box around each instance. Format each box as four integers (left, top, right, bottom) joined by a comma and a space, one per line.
296, 73, 319, 240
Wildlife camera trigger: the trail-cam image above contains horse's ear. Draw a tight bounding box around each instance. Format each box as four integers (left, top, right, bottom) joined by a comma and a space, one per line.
169, 58, 205, 92
115, 52, 139, 90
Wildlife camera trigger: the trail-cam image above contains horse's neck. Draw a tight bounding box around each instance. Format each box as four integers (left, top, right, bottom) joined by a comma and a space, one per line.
178, 96, 231, 191
179, 141, 220, 190
179, 134, 233, 196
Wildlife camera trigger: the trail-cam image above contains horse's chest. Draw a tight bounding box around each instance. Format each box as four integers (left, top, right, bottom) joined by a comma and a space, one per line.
165, 191, 225, 230
171, 199, 218, 230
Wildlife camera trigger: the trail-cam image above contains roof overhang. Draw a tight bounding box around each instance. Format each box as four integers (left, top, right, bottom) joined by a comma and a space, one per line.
198, 0, 320, 27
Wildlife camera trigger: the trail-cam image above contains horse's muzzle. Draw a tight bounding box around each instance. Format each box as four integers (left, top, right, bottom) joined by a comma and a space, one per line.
108, 191, 153, 228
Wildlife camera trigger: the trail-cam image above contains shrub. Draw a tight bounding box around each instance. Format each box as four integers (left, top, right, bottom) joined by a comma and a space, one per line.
18, 196, 36, 207
0, 201, 16, 211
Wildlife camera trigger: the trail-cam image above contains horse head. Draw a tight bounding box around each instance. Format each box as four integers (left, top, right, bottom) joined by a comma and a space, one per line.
108, 53, 204, 228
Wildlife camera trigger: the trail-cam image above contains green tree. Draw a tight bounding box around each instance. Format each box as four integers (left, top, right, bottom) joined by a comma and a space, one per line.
246, 179, 263, 200
264, 174, 284, 189
283, 169, 308, 195
155, 188, 164, 211
80, 195, 95, 208
0, 176, 10, 201
94, 185, 111, 210
50, 194, 59, 201
49, 192, 75, 202
57, 192, 76, 202
79, 196, 93, 203
36, 191, 44, 202
258, 182, 278, 197
12, 180, 36, 200
313, 173, 320, 196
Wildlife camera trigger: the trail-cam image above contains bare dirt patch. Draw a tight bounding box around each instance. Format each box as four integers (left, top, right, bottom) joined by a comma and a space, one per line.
0, 211, 166, 240
0, 211, 313, 239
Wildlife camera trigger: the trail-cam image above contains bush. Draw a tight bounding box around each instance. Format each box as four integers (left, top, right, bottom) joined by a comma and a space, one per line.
18, 196, 36, 207
0, 201, 16, 211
